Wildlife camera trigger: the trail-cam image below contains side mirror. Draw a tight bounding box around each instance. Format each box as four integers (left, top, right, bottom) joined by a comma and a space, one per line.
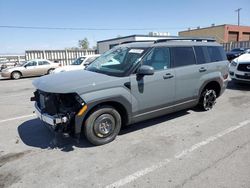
137, 65, 154, 76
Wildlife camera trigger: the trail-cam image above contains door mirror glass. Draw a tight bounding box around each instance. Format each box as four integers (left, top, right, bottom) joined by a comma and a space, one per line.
137, 65, 154, 76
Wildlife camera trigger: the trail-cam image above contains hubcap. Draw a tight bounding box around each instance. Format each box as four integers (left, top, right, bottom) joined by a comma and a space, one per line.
203, 90, 216, 110
94, 114, 115, 138
13, 73, 20, 79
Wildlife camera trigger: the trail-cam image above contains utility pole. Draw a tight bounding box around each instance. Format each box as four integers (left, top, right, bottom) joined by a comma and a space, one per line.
235, 8, 242, 26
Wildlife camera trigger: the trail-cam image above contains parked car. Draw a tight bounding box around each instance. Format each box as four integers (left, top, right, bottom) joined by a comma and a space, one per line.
53, 55, 100, 74
1, 59, 59, 79
31, 37, 229, 145
229, 53, 250, 83
226, 48, 250, 61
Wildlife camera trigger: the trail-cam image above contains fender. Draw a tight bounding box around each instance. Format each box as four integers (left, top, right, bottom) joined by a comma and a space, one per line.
74, 95, 132, 135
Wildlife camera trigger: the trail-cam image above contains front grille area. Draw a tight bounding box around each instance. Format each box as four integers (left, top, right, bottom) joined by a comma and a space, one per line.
237, 64, 250, 72
34, 90, 82, 116
235, 74, 250, 80
35, 91, 60, 115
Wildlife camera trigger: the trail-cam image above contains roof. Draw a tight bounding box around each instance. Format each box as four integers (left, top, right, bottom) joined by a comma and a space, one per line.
119, 40, 221, 49
179, 24, 250, 33
97, 35, 170, 43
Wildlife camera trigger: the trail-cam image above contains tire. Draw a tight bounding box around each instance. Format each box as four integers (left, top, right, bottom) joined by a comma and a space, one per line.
47, 69, 54, 74
84, 106, 121, 145
11, 71, 21, 80
198, 88, 217, 111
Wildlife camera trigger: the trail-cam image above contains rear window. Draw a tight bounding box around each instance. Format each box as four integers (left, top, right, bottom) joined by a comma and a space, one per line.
207, 46, 227, 62
171, 47, 196, 67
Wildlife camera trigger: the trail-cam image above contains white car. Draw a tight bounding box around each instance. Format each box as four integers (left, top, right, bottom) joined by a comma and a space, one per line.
53, 55, 100, 74
229, 53, 250, 83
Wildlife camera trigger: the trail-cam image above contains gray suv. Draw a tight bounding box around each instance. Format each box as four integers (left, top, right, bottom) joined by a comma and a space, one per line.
31, 37, 229, 145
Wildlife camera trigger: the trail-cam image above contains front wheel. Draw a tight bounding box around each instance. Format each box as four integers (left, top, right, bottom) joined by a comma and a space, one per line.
199, 89, 217, 111
11, 71, 21, 79
84, 106, 121, 145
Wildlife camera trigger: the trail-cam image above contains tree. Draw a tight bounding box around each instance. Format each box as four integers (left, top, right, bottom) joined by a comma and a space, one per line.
78, 38, 89, 49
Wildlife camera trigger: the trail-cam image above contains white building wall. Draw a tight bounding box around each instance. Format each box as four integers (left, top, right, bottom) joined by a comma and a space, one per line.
97, 35, 170, 54
97, 36, 135, 54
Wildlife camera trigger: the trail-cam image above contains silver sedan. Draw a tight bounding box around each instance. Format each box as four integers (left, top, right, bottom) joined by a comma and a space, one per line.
1, 59, 60, 79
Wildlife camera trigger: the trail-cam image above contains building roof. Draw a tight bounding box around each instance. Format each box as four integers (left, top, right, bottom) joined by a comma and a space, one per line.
179, 24, 250, 33
97, 35, 170, 43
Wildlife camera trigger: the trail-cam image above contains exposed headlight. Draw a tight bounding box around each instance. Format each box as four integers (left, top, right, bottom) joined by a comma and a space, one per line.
74, 93, 85, 106
231, 61, 237, 67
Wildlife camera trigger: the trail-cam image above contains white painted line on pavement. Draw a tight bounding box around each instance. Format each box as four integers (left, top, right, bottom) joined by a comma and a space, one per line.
0, 114, 35, 124
106, 119, 250, 188
0, 93, 29, 99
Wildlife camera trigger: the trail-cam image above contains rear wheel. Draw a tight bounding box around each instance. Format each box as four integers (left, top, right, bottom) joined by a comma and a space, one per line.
47, 69, 54, 74
11, 71, 21, 79
199, 89, 217, 111
84, 106, 121, 145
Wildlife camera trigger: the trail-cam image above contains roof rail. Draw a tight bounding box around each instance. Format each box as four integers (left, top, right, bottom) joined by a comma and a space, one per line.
120, 40, 155, 44
154, 37, 216, 43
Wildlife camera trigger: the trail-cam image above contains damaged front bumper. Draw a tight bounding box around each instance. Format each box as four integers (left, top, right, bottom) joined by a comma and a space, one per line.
34, 102, 68, 129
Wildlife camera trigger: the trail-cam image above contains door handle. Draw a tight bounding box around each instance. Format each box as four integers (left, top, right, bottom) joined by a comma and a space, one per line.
199, 67, 207, 72
163, 73, 174, 79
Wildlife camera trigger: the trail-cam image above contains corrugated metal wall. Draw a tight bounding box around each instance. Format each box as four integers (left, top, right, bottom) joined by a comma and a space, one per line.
25, 49, 97, 65
222, 41, 250, 52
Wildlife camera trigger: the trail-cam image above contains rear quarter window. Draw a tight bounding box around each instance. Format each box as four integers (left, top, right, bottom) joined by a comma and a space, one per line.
207, 46, 227, 62
194, 46, 210, 64
171, 47, 196, 67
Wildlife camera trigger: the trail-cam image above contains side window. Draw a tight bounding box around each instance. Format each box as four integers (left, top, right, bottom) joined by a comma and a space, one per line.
143, 47, 170, 70
38, 61, 50, 65
85, 57, 97, 64
171, 47, 196, 67
25, 61, 37, 67
194, 46, 210, 64
207, 46, 227, 62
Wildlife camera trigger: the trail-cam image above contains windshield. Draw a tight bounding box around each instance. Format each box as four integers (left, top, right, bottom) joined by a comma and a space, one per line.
86, 47, 146, 76
71, 57, 86, 65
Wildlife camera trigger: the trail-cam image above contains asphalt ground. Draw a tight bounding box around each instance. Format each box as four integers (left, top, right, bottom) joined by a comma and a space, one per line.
0, 76, 250, 188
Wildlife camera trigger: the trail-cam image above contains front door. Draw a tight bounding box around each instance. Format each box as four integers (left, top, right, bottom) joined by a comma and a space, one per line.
130, 47, 175, 119
22, 61, 38, 76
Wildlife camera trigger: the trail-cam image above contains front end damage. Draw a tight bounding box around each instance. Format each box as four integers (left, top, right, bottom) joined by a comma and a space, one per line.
31, 90, 86, 138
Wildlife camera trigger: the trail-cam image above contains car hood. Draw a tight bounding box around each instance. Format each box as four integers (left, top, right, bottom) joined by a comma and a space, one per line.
227, 51, 241, 56
32, 70, 126, 94
53, 65, 84, 73
234, 54, 250, 63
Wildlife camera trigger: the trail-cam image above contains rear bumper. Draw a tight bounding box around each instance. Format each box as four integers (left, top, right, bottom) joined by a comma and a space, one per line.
220, 79, 228, 96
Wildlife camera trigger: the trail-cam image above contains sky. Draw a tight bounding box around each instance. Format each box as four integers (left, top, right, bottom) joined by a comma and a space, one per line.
0, 0, 250, 54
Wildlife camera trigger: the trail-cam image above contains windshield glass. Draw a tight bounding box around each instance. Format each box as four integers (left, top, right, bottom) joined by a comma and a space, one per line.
71, 57, 86, 65
232, 48, 244, 52
86, 47, 146, 76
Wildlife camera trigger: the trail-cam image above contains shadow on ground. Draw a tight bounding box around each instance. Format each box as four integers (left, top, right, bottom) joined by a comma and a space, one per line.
227, 81, 250, 91
119, 110, 190, 135
18, 111, 191, 152
17, 118, 93, 152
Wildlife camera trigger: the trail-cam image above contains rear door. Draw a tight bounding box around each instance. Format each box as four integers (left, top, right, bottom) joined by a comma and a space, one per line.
130, 47, 176, 117
37, 60, 51, 75
171, 47, 199, 102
